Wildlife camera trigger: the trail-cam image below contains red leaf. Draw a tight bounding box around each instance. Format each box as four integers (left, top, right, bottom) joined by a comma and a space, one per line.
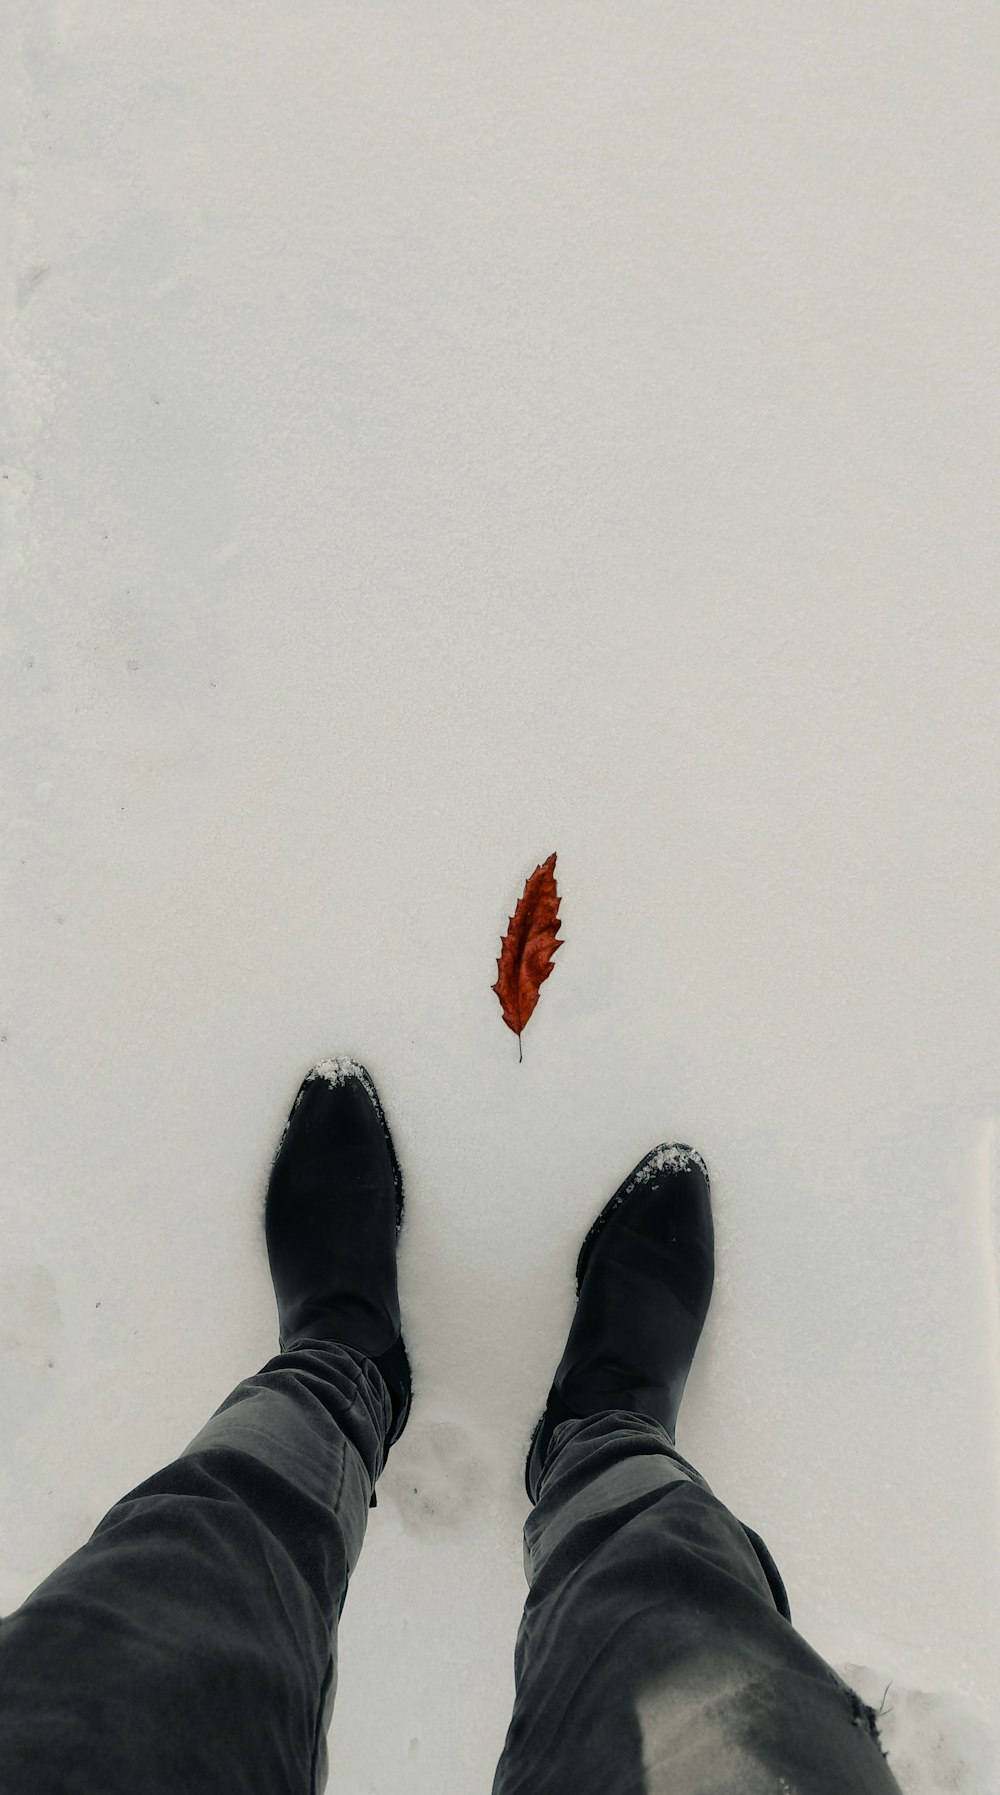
492, 852, 563, 1062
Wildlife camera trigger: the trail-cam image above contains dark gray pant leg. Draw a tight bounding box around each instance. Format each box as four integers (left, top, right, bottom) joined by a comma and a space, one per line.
0, 1340, 388, 1795
493, 1411, 903, 1795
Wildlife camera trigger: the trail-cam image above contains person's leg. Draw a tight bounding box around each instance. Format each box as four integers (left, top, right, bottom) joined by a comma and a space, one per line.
0, 1058, 411, 1795
0, 1336, 390, 1795
492, 1411, 903, 1795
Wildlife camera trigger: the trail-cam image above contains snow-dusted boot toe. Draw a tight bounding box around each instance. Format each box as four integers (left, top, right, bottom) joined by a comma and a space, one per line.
264, 1059, 412, 1455
525, 1143, 714, 1504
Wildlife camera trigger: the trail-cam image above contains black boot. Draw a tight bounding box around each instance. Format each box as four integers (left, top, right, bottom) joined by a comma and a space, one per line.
264, 1059, 412, 1465
525, 1143, 714, 1504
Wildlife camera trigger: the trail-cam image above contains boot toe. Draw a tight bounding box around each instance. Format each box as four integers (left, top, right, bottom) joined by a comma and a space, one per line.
268, 1062, 404, 1228
576, 1143, 711, 1289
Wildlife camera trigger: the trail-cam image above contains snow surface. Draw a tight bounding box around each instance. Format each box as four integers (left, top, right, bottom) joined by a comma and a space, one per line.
3, 4, 1000, 1792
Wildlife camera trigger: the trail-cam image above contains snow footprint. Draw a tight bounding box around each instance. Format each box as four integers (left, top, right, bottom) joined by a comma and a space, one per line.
389, 1420, 490, 1536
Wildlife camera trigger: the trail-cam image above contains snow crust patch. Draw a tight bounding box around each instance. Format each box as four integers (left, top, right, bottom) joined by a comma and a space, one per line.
626, 1144, 711, 1191
834, 1664, 999, 1795
309, 1056, 373, 1091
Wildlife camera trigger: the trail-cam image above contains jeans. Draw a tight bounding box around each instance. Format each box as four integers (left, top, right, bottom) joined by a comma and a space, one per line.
0, 1340, 902, 1794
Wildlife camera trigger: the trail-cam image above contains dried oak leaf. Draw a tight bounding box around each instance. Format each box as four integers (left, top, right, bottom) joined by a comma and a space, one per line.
492, 851, 563, 1062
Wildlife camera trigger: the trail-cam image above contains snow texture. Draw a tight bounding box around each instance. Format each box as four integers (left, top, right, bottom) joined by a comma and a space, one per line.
2, 4, 1000, 1793
626, 1144, 711, 1188
311, 1058, 376, 1092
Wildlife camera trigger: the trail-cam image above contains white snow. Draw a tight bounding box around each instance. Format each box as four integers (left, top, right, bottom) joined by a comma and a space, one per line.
311, 1058, 378, 1091
626, 1144, 710, 1187
3, 5, 1000, 1792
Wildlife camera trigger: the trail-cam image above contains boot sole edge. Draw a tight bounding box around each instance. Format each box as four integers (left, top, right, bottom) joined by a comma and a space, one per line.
303, 1060, 412, 1448
344, 1062, 412, 1447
